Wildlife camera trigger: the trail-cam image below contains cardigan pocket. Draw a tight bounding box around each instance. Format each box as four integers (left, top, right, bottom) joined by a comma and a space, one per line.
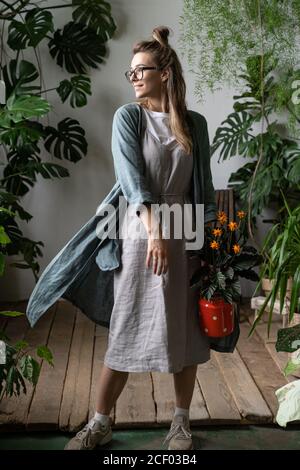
95, 237, 121, 271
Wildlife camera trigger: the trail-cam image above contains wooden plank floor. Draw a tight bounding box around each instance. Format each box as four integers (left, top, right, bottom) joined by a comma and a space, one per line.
0, 298, 298, 432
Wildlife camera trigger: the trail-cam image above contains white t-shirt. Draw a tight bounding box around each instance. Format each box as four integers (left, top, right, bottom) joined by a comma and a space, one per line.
143, 108, 176, 146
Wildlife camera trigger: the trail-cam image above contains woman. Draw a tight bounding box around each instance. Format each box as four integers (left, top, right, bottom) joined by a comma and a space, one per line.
63, 25, 216, 451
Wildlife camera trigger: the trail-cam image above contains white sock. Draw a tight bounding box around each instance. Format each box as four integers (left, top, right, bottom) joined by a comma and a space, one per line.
174, 406, 189, 423
89, 411, 110, 428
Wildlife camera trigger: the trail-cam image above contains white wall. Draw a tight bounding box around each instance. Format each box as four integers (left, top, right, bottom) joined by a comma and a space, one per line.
0, 0, 265, 300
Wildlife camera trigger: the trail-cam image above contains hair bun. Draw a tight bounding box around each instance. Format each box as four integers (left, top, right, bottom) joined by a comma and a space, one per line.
152, 26, 173, 48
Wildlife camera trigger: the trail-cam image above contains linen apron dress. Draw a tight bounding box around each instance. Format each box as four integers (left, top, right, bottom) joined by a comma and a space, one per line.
103, 105, 210, 373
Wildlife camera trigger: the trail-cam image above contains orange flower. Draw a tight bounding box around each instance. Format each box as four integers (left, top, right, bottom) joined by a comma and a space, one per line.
212, 228, 222, 237
233, 244, 241, 254
237, 210, 246, 219
217, 211, 227, 225
228, 221, 238, 231
210, 240, 220, 250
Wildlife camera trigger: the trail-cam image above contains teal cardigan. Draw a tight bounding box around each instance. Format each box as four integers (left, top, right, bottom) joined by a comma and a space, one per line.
25, 102, 239, 353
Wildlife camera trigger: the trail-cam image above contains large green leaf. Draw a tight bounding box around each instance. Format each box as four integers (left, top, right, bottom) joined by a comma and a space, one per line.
57, 75, 91, 108
211, 111, 254, 162
19, 355, 40, 385
230, 252, 261, 270
216, 271, 226, 289
0, 121, 44, 148
8, 8, 54, 50
0, 226, 11, 245
228, 160, 274, 219
285, 148, 300, 183
229, 278, 241, 299
72, 0, 117, 41
48, 21, 106, 74
2, 60, 40, 98
36, 345, 54, 366
26, 161, 70, 180
44, 118, 87, 162
3, 145, 70, 195
0, 94, 51, 125
237, 269, 260, 281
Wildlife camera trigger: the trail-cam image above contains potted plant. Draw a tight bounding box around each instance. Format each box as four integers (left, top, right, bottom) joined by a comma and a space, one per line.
190, 210, 263, 337
250, 191, 300, 339
0, 204, 53, 402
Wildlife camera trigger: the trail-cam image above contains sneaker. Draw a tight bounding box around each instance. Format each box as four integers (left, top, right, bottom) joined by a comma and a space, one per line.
162, 414, 193, 450
64, 417, 113, 450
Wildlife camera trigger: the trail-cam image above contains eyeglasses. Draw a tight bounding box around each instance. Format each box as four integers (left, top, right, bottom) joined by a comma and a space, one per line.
124, 66, 160, 82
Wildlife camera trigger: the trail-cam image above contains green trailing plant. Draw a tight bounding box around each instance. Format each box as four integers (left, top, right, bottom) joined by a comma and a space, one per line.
179, 0, 300, 239
179, 0, 300, 104
0, 1, 117, 281
210, 54, 300, 231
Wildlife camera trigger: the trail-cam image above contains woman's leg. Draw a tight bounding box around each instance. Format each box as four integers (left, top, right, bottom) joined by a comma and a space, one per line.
96, 364, 129, 415
173, 364, 198, 408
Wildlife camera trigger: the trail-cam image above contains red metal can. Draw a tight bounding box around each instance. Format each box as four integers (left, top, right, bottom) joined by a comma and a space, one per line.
198, 297, 234, 337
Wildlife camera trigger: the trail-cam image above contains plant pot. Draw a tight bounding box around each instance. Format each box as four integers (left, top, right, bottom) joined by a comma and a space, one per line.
198, 297, 234, 337
261, 277, 293, 300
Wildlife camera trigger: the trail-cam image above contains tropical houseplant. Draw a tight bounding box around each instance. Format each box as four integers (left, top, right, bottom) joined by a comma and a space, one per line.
190, 210, 263, 336
179, 0, 300, 239
249, 193, 300, 375
0, 0, 117, 281
0, 310, 53, 403
0, 200, 53, 402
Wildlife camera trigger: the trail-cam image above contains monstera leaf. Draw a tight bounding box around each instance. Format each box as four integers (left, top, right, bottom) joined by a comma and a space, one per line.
48, 21, 106, 74
44, 118, 87, 162
285, 148, 300, 183
7, 8, 54, 50
2, 60, 40, 98
2, 145, 70, 196
72, 0, 117, 41
0, 120, 43, 149
57, 75, 91, 108
0, 94, 51, 126
211, 111, 254, 162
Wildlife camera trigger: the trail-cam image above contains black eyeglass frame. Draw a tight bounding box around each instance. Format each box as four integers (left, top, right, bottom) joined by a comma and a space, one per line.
124, 66, 161, 82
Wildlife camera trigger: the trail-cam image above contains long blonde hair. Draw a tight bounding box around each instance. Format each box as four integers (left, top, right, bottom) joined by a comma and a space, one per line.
132, 26, 193, 155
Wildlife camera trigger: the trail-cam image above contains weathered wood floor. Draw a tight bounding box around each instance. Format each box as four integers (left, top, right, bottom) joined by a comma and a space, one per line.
0, 298, 299, 432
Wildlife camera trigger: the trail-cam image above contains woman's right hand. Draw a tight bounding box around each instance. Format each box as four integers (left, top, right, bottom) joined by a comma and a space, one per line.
146, 233, 169, 276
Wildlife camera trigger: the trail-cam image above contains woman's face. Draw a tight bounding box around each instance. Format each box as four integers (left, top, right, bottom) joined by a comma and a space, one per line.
129, 52, 168, 99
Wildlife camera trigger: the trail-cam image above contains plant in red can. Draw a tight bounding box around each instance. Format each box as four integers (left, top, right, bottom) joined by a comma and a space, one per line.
190, 210, 262, 337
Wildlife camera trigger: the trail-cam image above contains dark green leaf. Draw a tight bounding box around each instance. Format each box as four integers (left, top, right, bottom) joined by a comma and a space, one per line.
0, 310, 24, 317
44, 118, 87, 162
72, 0, 117, 41
8, 8, 54, 50
19, 355, 40, 385
37, 345, 54, 366
57, 75, 91, 108
2, 60, 40, 98
48, 21, 106, 74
